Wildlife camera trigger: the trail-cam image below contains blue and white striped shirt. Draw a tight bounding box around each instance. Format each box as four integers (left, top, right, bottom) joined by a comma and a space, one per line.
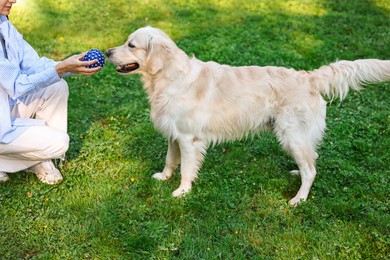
0, 15, 62, 144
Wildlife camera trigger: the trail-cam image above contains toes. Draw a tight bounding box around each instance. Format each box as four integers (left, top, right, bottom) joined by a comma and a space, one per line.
152, 172, 169, 181
289, 170, 300, 176
172, 186, 191, 197
288, 196, 306, 206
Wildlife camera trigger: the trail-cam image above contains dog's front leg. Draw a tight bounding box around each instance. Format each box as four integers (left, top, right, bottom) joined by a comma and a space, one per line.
153, 139, 180, 181
172, 136, 206, 197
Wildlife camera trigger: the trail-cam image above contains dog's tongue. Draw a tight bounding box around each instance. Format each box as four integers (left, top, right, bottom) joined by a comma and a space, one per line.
116, 62, 140, 73
126, 64, 137, 69
118, 64, 136, 70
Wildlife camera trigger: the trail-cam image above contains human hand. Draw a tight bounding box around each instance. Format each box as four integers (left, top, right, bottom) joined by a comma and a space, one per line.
55, 53, 102, 77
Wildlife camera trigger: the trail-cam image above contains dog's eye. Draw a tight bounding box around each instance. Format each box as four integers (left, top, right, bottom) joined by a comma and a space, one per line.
128, 43, 135, 48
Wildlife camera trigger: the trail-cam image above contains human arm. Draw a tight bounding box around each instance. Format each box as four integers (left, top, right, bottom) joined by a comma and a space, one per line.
0, 58, 61, 100
19, 39, 100, 77
0, 21, 101, 100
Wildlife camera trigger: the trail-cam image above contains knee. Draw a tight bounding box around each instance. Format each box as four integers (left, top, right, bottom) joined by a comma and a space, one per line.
58, 79, 69, 97
40, 132, 70, 160
52, 132, 69, 157
58, 132, 70, 154
51, 79, 69, 100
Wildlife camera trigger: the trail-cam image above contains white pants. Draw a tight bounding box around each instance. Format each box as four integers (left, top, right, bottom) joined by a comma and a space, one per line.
0, 79, 70, 172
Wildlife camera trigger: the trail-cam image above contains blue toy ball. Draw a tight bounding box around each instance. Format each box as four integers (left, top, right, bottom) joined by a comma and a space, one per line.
83, 49, 105, 68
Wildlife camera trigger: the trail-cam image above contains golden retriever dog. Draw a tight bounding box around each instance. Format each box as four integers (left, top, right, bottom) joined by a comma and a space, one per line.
106, 26, 390, 205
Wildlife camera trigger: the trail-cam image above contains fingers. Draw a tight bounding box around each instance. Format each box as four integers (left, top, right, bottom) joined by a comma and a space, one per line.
60, 53, 104, 76
86, 66, 101, 75
80, 59, 99, 67
78, 59, 102, 76
75, 52, 86, 60
72, 53, 98, 67
77, 66, 101, 76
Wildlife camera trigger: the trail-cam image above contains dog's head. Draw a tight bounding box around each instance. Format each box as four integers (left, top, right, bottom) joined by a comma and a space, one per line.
106, 26, 183, 76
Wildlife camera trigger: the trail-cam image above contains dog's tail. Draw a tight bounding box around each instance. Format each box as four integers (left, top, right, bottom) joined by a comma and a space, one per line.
310, 59, 390, 101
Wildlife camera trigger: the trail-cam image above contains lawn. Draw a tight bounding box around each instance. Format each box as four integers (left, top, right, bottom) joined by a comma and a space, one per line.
0, 0, 389, 258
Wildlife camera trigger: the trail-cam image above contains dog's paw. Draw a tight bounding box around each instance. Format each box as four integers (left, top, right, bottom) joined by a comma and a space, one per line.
289, 170, 300, 176
288, 196, 306, 206
152, 172, 170, 181
172, 186, 191, 197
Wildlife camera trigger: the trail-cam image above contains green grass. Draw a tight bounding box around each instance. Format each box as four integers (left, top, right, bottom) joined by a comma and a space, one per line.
1, 0, 389, 258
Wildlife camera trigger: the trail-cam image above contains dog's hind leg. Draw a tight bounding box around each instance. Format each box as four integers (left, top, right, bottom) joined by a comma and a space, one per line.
278, 125, 322, 205
274, 114, 324, 205
287, 143, 317, 206
275, 126, 318, 205
172, 136, 206, 197
153, 139, 180, 181
289, 151, 318, 176
275, 98, 326, 205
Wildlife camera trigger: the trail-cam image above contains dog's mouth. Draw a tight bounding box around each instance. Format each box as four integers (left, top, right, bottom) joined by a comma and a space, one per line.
116, 63, 140, 73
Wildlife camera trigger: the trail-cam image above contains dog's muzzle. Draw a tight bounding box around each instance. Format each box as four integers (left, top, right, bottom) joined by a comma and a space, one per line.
116, 63, 140, 73
106, 48, 140, 73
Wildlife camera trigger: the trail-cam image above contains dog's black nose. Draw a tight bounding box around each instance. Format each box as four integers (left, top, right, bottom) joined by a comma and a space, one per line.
106, 48, 113, 57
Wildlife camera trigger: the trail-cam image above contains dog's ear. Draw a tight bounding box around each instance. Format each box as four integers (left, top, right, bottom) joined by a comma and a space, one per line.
146, 34, 172, 75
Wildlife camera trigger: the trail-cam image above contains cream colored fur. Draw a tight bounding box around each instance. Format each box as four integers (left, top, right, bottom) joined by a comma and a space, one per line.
107, 26, 390, 206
